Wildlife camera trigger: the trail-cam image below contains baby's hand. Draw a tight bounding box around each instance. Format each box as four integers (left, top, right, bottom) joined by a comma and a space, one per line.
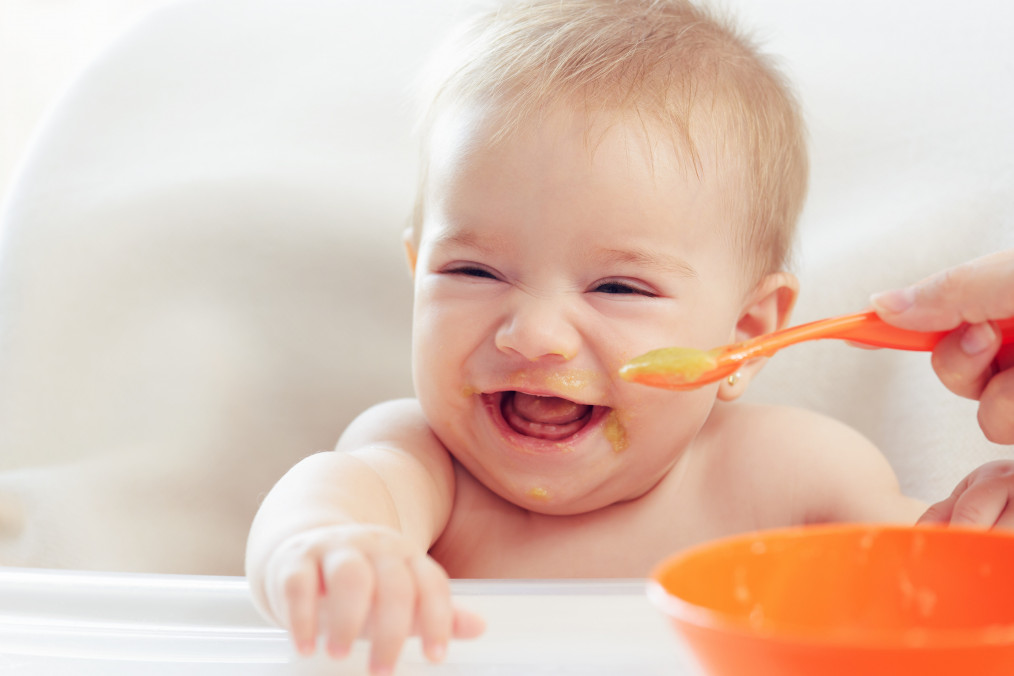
261, 523, 484, 674
918, 460, 1014, 530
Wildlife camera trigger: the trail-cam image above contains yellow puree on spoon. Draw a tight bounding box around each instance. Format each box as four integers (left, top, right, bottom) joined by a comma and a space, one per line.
619, 346, 726, 390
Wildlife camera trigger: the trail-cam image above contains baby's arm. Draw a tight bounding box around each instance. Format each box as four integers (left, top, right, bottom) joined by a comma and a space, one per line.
918, 460, 1014, 529
245, 399, 484, 674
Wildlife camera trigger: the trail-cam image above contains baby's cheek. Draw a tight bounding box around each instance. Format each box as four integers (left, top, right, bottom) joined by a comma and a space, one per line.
619, 392, 714, 457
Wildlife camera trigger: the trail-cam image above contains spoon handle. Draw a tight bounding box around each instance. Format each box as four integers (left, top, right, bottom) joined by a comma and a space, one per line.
728, 311, 1014, 362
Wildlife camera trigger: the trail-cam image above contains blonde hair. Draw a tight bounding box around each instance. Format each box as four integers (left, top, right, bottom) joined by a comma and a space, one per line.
412, 0, 808, 281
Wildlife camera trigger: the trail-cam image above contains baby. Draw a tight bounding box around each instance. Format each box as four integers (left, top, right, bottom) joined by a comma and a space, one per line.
246, 1, 1014, 673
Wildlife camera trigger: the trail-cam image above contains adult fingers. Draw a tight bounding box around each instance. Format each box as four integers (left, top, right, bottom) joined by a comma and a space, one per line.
916, 471, 973, 526
978, 363, 1014, 444
870, 250, 1014, 331
929, 322, 1000, 400
993, 502, 1014, 531
947, 480, 1011, 529
916, 494, 956, 526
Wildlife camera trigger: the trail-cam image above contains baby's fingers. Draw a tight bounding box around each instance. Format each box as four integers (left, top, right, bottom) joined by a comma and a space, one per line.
452, 605, 487, 639
368, 555, 416, 675
276, 556, 323, 655
411, 555, 454, 662
410, 556, 486, 661
320, 549, 374, 659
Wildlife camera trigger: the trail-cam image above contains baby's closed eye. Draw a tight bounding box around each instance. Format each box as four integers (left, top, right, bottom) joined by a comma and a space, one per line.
444, 264, 502, 281
590, 279, 657, 297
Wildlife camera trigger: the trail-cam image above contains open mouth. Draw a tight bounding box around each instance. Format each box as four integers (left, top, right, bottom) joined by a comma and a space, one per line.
484, 391, 605, 442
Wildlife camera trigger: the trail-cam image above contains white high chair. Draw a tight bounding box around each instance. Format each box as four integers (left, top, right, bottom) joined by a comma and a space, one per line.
0, 0, 471, 574
0, 0, 1011, 575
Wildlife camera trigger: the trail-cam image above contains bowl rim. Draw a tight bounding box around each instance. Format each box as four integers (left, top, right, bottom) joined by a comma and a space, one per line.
647, 523, 1014, 650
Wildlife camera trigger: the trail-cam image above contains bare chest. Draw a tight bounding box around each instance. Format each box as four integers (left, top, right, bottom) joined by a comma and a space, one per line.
429, 473, 761, 579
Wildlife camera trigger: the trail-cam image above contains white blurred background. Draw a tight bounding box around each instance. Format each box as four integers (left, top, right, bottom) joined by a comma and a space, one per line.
1, 0, 170, 203
1, 0, 1011, 575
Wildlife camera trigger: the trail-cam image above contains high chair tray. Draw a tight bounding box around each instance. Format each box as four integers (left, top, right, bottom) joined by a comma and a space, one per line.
0, 567, 695, 675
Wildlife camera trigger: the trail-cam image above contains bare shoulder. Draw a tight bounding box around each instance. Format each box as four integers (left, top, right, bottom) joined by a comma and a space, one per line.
337, 398, 440, 450
714, 401, 874, 456
335, 398, 456, 501
707, 402, 925, 526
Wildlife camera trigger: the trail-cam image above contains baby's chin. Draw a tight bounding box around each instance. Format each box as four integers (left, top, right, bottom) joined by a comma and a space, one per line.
498, 477, 621, 516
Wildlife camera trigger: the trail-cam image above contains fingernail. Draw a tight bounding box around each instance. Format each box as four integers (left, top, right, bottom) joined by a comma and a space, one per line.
870, 287, 915, 314
296, 639, 317, 656
960, 322, 996, 356
426, 642, 447, 662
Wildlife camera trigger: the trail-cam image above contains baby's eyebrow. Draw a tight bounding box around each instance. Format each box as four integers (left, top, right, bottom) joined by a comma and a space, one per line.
597, 248, 699, 279
429, 229, 507, 255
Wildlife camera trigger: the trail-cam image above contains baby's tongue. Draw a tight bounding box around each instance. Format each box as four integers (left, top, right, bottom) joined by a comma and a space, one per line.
503, 392, 592, 440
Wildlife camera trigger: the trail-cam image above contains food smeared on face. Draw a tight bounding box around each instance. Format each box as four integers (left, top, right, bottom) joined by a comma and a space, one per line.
544, 369, 599, 396
603, 409, 628, 453
506, 369, 599, 398
527, 486, 550, 500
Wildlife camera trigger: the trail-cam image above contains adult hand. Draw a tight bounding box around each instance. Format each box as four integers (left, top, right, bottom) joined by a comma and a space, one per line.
870, 250, 1014, 443
918, 460, 1014, 529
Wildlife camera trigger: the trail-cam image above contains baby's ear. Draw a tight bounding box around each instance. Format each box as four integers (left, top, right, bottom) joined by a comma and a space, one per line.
718, 271, 799, 401
402, 227, 418, 276
735, 271, 799, 340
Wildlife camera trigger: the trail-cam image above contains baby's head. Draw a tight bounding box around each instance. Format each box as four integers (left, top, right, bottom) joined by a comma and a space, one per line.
404, 0, 809, 515
410, 0, 808, 285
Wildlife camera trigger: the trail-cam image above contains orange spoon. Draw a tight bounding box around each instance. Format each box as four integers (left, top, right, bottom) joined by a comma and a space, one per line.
620, 310, 1014, 391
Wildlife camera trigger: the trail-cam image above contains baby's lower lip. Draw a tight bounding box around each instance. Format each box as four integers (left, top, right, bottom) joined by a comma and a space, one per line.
480, 391, 608, 448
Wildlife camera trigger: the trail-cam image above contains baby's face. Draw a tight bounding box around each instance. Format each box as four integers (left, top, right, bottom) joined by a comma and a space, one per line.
410, 104, 752, 514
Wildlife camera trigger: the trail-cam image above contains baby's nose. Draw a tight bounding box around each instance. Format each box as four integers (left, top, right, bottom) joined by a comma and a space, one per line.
494, 295, 581, 362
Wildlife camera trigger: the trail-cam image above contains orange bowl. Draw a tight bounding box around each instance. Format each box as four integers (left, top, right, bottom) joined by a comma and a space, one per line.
649, 524, 1014, 676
